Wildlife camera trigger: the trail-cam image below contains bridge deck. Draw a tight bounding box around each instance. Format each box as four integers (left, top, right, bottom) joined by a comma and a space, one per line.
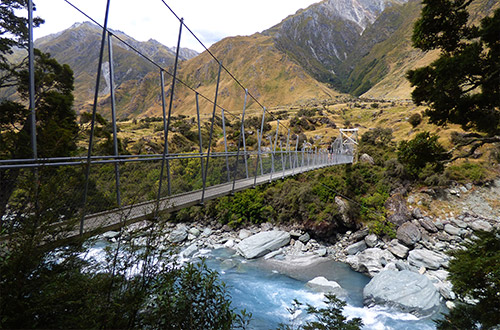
74, 156, 352, 238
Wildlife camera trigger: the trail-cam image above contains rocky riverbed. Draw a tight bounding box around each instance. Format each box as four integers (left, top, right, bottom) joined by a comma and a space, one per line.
99, 178, 500, 320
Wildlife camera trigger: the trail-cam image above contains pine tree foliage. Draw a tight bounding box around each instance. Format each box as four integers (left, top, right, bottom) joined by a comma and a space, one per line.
435, 230, 500, 329
407, 0, 500, 136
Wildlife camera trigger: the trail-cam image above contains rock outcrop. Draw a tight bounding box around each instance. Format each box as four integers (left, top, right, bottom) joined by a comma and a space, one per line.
364, 270, 441, 316
235, 230, 291, 259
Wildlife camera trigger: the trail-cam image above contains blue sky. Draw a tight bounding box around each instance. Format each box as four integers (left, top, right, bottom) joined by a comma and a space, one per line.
33, 0, 320, 52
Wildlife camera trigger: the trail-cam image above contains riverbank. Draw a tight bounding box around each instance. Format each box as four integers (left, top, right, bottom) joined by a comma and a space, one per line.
98, 178, 500, 322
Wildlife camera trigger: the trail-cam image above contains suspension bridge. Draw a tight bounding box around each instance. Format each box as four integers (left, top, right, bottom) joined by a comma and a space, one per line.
0, 0, 358, 240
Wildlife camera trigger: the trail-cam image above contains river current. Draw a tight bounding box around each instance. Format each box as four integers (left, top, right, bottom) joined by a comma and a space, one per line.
87, 240, 439, 329
203, 248, 438, 330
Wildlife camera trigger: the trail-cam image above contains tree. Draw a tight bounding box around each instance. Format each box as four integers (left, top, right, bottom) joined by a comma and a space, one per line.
407, 0, 500, 153
1, 1, 78, 219
0, 0, 43, 88
435, 229, 500, 329
397, 131, 448, 179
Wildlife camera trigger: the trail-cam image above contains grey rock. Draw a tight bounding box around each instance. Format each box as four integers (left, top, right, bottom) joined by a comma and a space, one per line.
289, 230, 303, 238
188, 227, 201, 237
408, 249, 449, 270
470, 220, 493, 232
397, 222, 422, 246
299, 232, 311, 243
436, 231, 453, 242
444, 224, 461, 236
264, 249, 283, 260
359, 153, 374, 165
239, 229, 252, 240
201, 227, 213, 237
434, 281, 456, 300
434, 220, 444, 230
316, 248, 328, 257
236, 231, 291, 259
181, 243, 198, 258
364, 270, 441, 316
168, 225, 188, 243
364, 234, 378, 248
350, 228, 370, 242
412, 207, 424, 219
385, 194, 412, 226
452, 219, 468, 229
395, 260, 410, 271
306, 276, 347, 298
387, 239, 410, 259
346, 240, 367, 255
419, 218, 438, 233
102, 231, 120, 239
357, 248, 396, 277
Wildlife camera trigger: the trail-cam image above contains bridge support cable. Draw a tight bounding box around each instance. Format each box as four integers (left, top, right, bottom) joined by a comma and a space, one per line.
195, 93, 205, 191
201, 62, 222, 204
81, 0, 111, 236
107, 32, 121, 209
158, 18, 183, 215
221, 108, 230, 183
27, 0, 37, 162
253, 107, 266, 187
232, 89, 248, 194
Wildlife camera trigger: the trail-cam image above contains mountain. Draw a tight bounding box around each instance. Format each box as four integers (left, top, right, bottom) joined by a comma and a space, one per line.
264, 0, 498, 98
264, 0, 408, 92
4, 0, 497, 119
33, 22, 198, 116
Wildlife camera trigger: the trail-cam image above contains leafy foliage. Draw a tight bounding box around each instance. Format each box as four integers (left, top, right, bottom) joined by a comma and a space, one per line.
408, 113, 422, 128
408, 1, 500, 135
397, 132, 448, 179
278, 294, 363, 330
0, 218, 249, 329
435, 229, 500, 329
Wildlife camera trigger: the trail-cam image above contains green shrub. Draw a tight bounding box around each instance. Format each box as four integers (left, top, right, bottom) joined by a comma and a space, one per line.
408, 113, 422, 128
397, 132, 448, 179
446, 162, 487, 183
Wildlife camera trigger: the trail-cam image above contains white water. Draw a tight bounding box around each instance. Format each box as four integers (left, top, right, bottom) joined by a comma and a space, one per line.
205, 248, 438, 330
85, 240, 439, 329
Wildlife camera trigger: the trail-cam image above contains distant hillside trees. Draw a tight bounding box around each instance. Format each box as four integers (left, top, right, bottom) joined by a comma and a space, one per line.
407, 0, 500, 153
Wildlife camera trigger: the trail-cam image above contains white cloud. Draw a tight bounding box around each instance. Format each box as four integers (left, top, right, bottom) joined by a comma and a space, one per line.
33, 0, 319, 52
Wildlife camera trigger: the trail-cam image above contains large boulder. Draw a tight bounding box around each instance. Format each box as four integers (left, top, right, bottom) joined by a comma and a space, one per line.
469, 220, 493, 232
408, 249, 449, 270
385, 194, 412, 226
236, 231, 291, 259
346, 240, 367, 255
306, 276, 347, 298
397, 222, 422, 246
364, 270, 441, 316
348, 248, 395, 277
387, 239, 410, 259
168, 225, 188, 243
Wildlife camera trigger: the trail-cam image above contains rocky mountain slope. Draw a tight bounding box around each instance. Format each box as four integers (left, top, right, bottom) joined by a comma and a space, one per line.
4, 0, 498, 118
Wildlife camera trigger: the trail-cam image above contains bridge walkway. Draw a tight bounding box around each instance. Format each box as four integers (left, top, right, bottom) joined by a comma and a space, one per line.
75, 155, 352, 238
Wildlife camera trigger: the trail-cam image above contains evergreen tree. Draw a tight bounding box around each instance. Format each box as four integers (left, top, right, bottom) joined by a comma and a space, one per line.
0, 1, 78, 219
435, 230, 500, 329
407, 0, 500, 149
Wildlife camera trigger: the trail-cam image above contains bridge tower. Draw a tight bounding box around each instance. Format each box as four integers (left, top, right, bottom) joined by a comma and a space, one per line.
339, 128, 359, 163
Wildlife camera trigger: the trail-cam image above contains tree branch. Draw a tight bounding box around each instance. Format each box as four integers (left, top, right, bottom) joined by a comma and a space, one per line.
446, 135, 500, 162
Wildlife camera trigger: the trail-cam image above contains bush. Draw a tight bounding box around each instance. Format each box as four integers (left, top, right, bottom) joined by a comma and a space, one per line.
408, 113, 422, 128
446, 162, 487, 183
397, 132, 448, 179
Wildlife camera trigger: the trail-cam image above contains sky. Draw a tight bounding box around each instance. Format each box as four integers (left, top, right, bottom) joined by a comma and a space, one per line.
32, 0, 320, 52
